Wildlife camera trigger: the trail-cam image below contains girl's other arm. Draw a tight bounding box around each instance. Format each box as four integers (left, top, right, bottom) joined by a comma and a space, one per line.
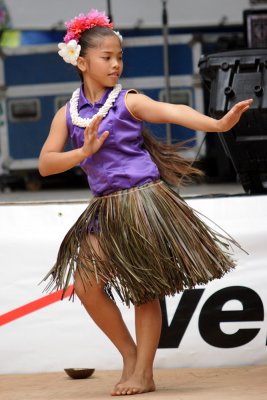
39, 107, 109, 177
127, 93, 253, 133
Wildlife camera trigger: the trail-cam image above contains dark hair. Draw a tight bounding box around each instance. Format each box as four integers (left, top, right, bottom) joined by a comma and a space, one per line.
79, 26, 120, 56
76, 26, 121, 80
142, 128, 203, 187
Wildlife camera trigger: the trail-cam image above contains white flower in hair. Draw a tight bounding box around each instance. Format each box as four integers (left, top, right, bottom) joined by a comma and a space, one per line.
58, 40, 81, 66
114, 30, 123, 43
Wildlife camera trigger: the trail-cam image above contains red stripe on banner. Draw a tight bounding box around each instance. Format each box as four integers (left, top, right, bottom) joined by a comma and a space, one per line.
0, 285, 74, 327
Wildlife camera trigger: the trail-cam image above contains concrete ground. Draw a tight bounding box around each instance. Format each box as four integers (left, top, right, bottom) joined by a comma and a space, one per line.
0, 366, 266, 400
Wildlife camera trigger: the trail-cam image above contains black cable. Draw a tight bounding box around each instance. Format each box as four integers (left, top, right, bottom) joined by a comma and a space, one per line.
179, 132, 207, 187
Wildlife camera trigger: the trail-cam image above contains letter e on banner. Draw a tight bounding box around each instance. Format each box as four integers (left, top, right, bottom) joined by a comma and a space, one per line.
199, 286, 264, 348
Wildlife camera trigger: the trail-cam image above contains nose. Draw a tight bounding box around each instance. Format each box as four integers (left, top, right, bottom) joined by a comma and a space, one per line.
113, 59, 119, 69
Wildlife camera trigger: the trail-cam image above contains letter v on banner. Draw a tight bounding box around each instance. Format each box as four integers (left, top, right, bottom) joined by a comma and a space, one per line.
159, 289, 205, 348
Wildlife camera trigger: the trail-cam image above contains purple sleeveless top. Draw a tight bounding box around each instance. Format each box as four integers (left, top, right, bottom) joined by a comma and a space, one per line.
66, 86, 160, 196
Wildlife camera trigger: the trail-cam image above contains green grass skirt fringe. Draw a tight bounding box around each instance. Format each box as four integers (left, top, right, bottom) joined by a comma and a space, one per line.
43, 180, 242, 306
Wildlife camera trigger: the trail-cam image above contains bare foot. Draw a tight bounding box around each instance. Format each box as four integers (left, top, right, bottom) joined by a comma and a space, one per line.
111, 374, 156, 396
112, 353, 137, 394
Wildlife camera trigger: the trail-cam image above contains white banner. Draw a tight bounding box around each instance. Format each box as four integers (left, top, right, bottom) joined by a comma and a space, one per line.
0, 194, 267, 374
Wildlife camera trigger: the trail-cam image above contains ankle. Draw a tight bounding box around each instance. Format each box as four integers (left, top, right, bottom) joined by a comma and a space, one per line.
132, 367, 153, 380
122, 347, 137, 361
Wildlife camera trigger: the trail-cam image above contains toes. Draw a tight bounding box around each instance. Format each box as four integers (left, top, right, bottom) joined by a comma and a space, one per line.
122, 387, 131, 395
114, 386, 128, 396
112, 386, 138, 396
127, 387, 139, 395
111, 383, 143, 396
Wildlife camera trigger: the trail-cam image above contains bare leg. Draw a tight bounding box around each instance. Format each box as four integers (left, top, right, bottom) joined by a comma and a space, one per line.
74, 235, 137, 387
112, 299, 162, 396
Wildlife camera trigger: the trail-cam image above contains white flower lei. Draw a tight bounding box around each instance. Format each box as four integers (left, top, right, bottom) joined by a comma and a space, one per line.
70, 84, 122, 127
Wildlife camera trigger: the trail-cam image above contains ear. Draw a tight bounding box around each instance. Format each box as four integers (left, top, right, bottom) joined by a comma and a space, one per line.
77, 57, 87, 72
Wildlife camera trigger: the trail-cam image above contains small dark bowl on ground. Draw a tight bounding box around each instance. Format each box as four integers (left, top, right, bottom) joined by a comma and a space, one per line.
64, 368, 95, 379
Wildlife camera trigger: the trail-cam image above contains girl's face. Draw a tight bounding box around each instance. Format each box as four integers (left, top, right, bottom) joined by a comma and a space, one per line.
79, 35, 123, 89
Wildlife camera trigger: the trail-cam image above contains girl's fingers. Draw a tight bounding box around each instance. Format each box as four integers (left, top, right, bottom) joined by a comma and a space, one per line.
91, 114, 103, 127
241, 105, 250, 113
83, 115, 108, 150
84, 115, 103, 136
98, 130, 109, 145
235, 104, 249, 114
229, 99, 253, 117
236, 99, 253, 109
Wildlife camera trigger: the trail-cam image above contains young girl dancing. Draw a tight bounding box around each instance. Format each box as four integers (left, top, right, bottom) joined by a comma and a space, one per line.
39, 9, 252, 396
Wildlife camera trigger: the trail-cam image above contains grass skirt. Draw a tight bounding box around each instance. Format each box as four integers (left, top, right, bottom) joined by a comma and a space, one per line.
43, 180, 241, 306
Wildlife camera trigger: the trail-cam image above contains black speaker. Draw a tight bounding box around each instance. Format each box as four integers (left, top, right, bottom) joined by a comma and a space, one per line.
199, 48, 267, 194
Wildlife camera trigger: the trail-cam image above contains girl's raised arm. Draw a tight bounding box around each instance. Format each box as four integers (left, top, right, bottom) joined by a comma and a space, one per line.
126, 93, 252, 133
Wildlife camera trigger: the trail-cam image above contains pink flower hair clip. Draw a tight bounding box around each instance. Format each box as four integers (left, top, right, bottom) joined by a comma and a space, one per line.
58, 9, 123, 66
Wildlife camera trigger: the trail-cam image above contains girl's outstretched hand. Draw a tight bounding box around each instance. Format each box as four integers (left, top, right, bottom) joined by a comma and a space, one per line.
80, 114, 109, 157
218, 99, 253, 132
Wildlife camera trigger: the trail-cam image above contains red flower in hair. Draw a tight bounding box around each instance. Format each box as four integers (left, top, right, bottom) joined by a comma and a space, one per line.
64, 9, 113, 43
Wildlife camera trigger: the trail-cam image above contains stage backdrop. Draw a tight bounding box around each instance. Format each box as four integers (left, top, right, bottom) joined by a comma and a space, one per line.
0, 194, 267, 374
